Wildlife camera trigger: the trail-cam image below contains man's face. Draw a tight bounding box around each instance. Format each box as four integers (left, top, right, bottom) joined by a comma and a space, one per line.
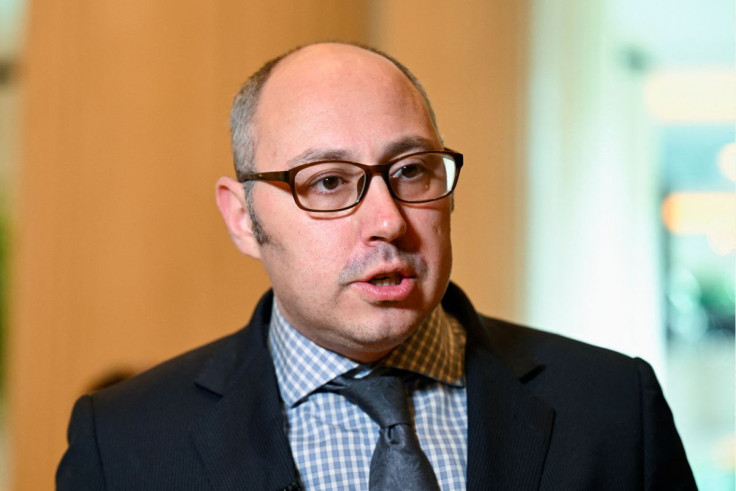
245, 44, 452, 362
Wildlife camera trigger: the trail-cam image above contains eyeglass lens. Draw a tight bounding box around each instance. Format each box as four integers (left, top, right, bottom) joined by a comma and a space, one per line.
293, 152, 457, 211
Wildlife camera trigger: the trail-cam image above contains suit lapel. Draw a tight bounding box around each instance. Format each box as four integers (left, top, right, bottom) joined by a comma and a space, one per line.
443, 284, 555, 491
187, 285, 553, 490
189, 292, 301, 491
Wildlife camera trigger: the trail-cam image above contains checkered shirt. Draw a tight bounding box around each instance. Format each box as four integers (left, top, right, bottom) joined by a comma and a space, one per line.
268, 298, 467, 490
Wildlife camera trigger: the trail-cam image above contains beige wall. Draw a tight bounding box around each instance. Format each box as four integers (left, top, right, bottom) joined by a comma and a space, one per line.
8, 1, 528, 488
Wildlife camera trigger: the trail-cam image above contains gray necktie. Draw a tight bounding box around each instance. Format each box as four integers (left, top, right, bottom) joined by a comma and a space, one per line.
324, 370, 441, 491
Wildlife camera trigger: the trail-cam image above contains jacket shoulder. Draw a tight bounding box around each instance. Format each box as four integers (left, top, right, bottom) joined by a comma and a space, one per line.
479, 315, 637, 370
91, 290, 275, 411
474, 316, 695, 489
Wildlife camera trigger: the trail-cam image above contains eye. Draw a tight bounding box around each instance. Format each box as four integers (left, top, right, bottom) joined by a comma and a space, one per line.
392, 163, 426, 180
310, 174, 348, 193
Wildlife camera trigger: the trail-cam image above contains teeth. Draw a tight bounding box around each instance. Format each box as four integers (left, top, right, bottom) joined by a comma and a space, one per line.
369, 274, 401, 286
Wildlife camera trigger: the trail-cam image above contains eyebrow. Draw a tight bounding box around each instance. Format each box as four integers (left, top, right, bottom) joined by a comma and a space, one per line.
285, 135, 439, 169
383, 136, 438, 159
286, 148, 352, 168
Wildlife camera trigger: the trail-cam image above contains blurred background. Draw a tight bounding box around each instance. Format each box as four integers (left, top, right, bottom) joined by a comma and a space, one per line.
0, 0, 733, 489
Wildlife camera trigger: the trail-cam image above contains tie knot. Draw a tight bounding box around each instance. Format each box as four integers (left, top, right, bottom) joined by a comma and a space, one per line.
324, 371, 411, 427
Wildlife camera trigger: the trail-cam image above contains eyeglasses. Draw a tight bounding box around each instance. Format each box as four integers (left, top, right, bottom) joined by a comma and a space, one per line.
239, 149, 463, 212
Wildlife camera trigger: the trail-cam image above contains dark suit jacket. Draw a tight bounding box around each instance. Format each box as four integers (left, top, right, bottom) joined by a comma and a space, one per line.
57, 283, 697, 490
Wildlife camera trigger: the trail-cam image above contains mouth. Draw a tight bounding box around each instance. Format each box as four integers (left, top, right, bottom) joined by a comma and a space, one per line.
352, 269, 416, 302
368, 273, 403, 287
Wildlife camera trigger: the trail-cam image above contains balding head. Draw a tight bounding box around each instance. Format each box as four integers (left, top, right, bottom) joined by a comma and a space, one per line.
229, 42, 439, 180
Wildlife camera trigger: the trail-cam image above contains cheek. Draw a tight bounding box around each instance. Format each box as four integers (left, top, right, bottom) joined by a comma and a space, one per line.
424, 210, 453, 273
414, 207, 451, 246
278, 219, 353, 277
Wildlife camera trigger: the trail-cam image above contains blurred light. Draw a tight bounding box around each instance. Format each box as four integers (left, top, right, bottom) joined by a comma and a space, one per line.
662, 192, 736, 255
644, 68, 736, 123
713, 435, 736, 472
718, 143, 736, 182
0, 0, 25, 59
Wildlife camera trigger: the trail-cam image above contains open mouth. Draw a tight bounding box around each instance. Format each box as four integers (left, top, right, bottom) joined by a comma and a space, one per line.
368, 273, 402, 286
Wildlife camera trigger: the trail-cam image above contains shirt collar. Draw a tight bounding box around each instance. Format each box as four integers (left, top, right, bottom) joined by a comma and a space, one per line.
268, 297, 466, 408
382, 305, 465, 387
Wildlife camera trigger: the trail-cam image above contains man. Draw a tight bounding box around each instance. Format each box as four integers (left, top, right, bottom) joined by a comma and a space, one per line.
57, 42, 696, 490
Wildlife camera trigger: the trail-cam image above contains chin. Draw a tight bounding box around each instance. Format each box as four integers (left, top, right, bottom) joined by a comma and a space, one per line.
345, 332, 411, 363
360, 312, 424, 343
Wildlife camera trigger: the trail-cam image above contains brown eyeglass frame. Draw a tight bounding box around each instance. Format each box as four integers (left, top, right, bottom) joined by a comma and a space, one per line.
238, 149, 463, 212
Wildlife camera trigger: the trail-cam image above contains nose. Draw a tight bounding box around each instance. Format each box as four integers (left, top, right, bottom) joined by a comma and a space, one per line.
358, 175, 407, 244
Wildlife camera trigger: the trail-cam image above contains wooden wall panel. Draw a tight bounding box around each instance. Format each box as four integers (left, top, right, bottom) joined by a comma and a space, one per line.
9, 2, 370, 488
8, 1, 527, 489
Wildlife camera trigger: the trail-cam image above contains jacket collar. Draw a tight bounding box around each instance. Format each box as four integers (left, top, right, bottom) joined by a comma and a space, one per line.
191, 291, 302, 491
191, 285, 554, 491
443, 283, 554, 491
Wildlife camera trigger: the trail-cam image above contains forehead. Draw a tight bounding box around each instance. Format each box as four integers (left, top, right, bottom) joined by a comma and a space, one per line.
252, 44, 438, 165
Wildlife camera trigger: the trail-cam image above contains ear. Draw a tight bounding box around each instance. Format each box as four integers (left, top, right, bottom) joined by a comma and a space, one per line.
215, 176, 262, 259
